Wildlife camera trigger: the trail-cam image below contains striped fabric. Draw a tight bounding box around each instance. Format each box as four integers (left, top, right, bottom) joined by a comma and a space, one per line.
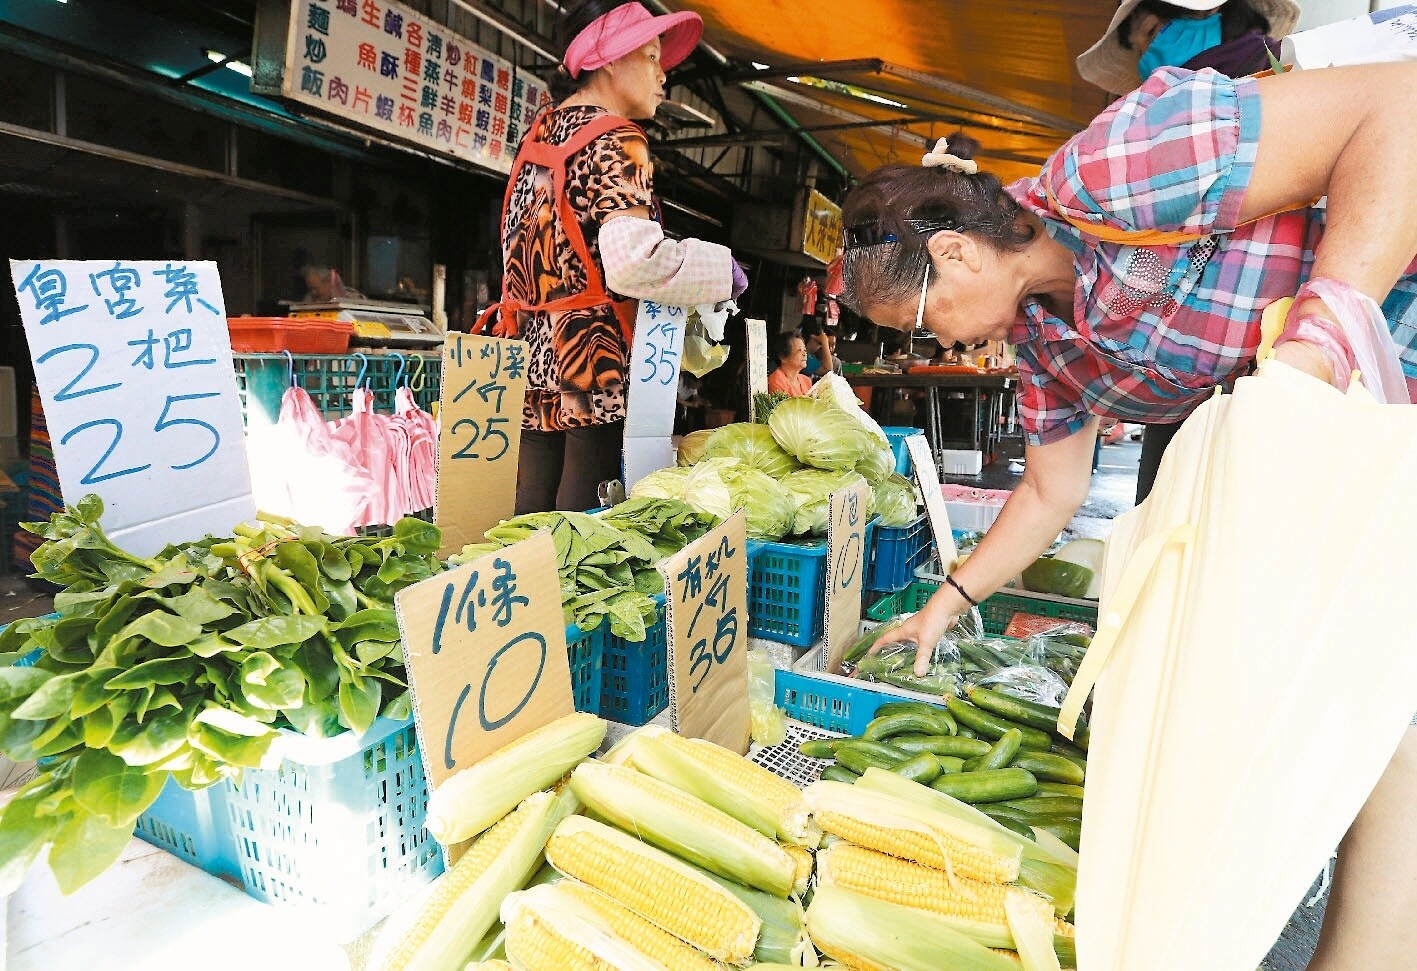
13, 386, 62, 571
1005, 67, 1417, 445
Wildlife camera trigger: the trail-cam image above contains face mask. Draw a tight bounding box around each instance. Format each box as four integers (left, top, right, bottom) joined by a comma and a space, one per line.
1138, 13, 1223, 80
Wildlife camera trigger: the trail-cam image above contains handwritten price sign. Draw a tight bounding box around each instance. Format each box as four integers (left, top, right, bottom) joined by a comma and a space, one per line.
823, 478, 870, 673
623, 300, 686, 491
395, 528, 574, 790
10, 259, 253, 556
435, 333, 528, 555
905, 434, 958, 568
661, 510, 749, 752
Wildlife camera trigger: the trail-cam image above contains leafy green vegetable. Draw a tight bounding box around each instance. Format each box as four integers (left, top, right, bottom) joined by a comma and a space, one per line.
782, 469, 870, 536
628, 465, 692, 501
767, 396, 878, 472
0, 496, 443, 897
676, 428, 715, 466
452, 497, 717, 641
700, 423, 802, 478
752, 391, 791, 424
683, 459, 797, 541
872, 473, 920, 527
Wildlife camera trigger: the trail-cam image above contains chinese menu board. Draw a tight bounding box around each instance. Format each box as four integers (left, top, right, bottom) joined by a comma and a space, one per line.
10, 260, 254, 557
284, 0, 550, 173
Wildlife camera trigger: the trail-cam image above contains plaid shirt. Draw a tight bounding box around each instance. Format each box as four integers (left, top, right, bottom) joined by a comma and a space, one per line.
1006, 68, 1417, 446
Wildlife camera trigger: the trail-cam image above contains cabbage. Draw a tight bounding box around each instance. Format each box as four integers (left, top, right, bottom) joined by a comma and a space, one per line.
855, 442, 897, 484
702, 423, 802, 478
782, 468, 869, 536
872, 473, 919, 527
630, 465, 692, 501
683, 458, 796, 540
811, 373, 890, 445
677, 429, 715, 466
768, 396, 877, 473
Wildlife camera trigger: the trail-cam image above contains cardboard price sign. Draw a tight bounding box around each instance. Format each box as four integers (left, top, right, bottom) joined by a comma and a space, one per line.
823, 479, 871, 674
661, 510, 750, 753
745, 318, 768, 418
10, 259, 254, 557
906, 434, 959, 568
435, 334, 528, 555
394, 529, 574, 791
623, 300, 687, 491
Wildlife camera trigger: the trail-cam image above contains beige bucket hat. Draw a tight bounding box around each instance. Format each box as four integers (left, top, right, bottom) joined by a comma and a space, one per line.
1076, 0, 1302, 95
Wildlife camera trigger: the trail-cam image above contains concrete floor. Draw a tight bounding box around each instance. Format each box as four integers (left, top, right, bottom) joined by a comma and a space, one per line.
0, 437, 1332, 968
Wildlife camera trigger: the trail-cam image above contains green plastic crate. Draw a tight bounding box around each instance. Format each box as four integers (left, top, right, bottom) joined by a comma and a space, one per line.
234, 353, 441, 426
866, 580, 1097, 635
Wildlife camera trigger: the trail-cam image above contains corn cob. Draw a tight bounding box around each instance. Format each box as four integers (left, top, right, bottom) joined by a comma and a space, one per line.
552, 880, 724, 971
818, 843, 1054, 924
782, 843, 813, 895
569, 760, 799, 897
854, 768, 1075, 908
464, 963, 512, 971
1005, 891, 1063, 971
805, 886, 1023, 971
501, 883, 666, 971
627, 726, 821, 847
379, 788, 575, 971
425, 711, 605, 846
695, 862, 813, 966
803, 780, 1022, 884
544, 815, 761, 964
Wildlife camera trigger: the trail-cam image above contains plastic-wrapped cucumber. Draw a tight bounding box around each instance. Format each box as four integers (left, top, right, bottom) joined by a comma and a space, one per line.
843, 619, 904, 666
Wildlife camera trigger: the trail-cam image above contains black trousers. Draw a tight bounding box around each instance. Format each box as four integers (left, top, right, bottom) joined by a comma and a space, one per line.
516, 420, 625, 514
1135, 421, 1183, 504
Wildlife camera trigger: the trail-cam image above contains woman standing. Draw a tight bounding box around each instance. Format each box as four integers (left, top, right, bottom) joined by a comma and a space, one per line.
767, 332, 813, 397
846, 62, 1417, 968
481, 1, 746, 513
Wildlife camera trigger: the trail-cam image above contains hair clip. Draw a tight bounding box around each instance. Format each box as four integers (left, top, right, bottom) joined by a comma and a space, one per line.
843, 217, 960, 251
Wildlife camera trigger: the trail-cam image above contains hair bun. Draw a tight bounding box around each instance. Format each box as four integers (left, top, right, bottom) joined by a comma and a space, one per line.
945, 130, 981, 161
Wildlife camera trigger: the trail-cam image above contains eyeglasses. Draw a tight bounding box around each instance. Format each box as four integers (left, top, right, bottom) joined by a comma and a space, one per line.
912, 262, 932, 337
842, 217, 960, 250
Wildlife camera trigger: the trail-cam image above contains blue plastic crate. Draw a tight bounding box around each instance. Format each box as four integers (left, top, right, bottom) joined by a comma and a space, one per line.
595, 594, 668, 726
773, 663, 947, 735
134, 776, 241, 882
747, 521, 877, 648
225, 716, 443, 940
563, 623, 606, 714
882, 426, 924, 477
867, 514, 932, 594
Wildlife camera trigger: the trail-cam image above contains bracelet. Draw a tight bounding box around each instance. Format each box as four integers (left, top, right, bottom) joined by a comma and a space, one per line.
944, 574, 978, 608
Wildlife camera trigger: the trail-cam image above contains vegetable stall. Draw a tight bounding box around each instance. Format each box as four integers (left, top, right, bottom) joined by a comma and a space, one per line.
0, 356, 1104, 969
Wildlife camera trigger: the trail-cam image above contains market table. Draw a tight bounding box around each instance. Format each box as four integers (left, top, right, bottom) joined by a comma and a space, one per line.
846, 370, 1018, 469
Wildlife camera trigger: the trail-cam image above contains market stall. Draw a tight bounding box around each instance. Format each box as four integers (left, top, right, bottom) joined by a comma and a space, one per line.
846, 370, 1018, 471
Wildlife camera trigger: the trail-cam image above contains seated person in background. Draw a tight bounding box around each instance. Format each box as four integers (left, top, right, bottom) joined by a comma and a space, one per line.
767, 332, 813, 396
802, 320, 842, 377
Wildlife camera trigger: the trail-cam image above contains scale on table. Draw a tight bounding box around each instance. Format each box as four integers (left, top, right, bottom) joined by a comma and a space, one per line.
288, 299, 444, 349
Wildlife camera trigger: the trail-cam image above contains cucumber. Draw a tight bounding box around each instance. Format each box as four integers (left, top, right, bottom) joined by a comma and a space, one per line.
871, 701, 944, 718
957, 726, 978, 739
1050, 738, 1088, 761
863, 711, 947, 741
841, 739, 910, 761
891, 734, 992, 759
945, 697, 1054, 751
1032, 817, 1082, 851
1001, 796, 1085, 816
890, 753, 944, 784
819, 764, 861, 784
797, 738, 842, 760
843, 622, 900, 665
965, 685, 1069, 734
963, 728, 1022, 772
1011, 752, 1086, 786
934, 756, 967, 775
836, 742, 908, 775
928, 767, 1039, 804
985, 812, 1036, 840
1035, 782, 1086, 799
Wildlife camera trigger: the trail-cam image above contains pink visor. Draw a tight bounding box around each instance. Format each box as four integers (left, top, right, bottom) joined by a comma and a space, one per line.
563, 2, 704, 79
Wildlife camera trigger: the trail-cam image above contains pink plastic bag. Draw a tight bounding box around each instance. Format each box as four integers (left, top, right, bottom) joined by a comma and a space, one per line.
392, 386, 438, 513
1277, 278, 1411, 404
329, 387, 408, 528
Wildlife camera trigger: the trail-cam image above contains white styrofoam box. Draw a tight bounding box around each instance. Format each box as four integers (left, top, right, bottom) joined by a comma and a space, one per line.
941, 448, 983, 476
944, 499, 1005, 532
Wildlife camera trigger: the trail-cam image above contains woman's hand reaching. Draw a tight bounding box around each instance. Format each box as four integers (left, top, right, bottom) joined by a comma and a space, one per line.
866, 594, 961, 677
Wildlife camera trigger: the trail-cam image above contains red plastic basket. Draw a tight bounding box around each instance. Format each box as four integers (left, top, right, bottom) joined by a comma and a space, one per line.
227, 316, 353, 354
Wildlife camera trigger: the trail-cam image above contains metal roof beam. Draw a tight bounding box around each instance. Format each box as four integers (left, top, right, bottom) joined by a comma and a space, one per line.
875, 62, 1082, 134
